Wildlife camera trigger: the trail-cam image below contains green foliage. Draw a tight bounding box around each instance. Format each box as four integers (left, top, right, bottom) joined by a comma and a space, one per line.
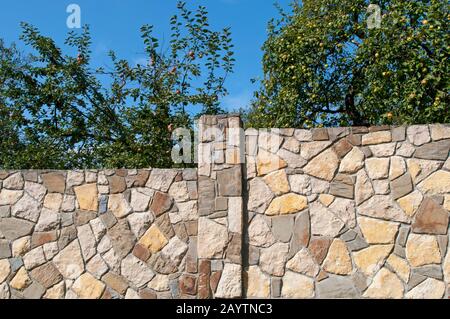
0, 2, 234, 169
247, 0, 449, 128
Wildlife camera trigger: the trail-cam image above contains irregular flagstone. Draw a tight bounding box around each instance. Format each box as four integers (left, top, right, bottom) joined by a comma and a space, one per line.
271, 215, 294, 243
303, 149, 339, 181
281, 271, 315, 299
444, 251, 450, 283
72, 272, 105, 299
319, 194, 335, 207
0, 190, 23, 206
339, 147, 365, 174
310, 202, 345, 237
24, 182, 46, 202
405, 278, 446, 299
52, 240, 85, 280
43, 281, 65, 299
406, 234, 441, 267
397, 191, 423, 217
0, 259, 11, 284
444, 195, 450, 211
289, 174, 311, 195
107, 175, 126, 194
363, 268, 404, 299
300, 141, 332, 160
263, 170, 290, 195
30, 263, 63, 289
41, 172, 66, 193
139, 224, 168, 254
3, 173, 24, 190
0, 218, 34, 241
11, 193, 40, 222
43, 193, 62, 211
161, 237, 188, 265
353, 245, 393, 277
108, 220, 136, 259
362, 131, 391, 145
369, 142, 396, 157
412, 197, 449, 235
23, 246, 46, 270
391, 173, 413, 200
386, 254, 410, 284
248, 178, 274, 214
35, 208, 60, 232
418, 170, 450, 195
358, 195, 410, 223
430, 124, 450, 141
317, 275, 360, 299
407, 159, 441, 184
295, 129, 313, 142
282, 137, 300, 154
277, 148, 308, 168
74, 184, 98, 212
258, 130, 283, 152
127, 212, 152, 239
197, 218, 228, 259
328, 198, 356, 228
256, 149, 287, 176
365, 158, 390, 180
259, 243, 289, 276
147, 274, 170, 292
333, 139, 353, 158
414, 140, 450, 161
215, 264, 242, 298
245, 266, 270, 298
146, 169, 177, 192
130, 189, 151, 212
121, 254, 155, 288
396, 141, 416, 157
407, 125, 430, 146
265, 193, 308, 216
355, 169, 374, 205
389, 157, 406, 180
286, 248, 320, 277
330, 174, 354, 199
108, 194, 132, 218
169, 181, 190, 203
358, 217, 399, 244
86, 254, 108, 279
150, 192, 173, 217
10, 267, 31, 290
308, 237, 332, 265
322, 239, 352, 275
66, 171, 84, 189
290, 211, 310, 250
77, 224, 97, 261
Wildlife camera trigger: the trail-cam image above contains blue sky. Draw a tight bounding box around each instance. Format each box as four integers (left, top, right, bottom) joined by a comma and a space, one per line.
0, 0, 291, 112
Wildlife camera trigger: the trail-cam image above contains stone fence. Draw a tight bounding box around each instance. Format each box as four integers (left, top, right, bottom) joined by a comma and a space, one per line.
0, 115, 449, 299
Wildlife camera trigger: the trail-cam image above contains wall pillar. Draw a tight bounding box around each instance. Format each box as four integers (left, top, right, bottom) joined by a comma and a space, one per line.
197, 115, 244, 299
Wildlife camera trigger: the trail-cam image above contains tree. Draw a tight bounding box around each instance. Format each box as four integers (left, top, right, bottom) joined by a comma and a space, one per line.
0, 1, 234, 169
246, 0, 449, 128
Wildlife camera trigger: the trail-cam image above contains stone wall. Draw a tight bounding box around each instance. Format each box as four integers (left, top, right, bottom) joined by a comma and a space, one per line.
245, 124, 450, 299
0, 117, 449, 299
0, 168, 199, 299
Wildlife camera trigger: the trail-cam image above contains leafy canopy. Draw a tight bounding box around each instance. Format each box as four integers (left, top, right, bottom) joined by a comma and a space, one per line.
0, 2, 235, 169
247, 0, 449, 128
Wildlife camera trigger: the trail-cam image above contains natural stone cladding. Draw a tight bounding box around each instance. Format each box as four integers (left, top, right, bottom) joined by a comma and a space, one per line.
0, 168, 199, 299
0, 118, 449, 299
245, 123, 450, 299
